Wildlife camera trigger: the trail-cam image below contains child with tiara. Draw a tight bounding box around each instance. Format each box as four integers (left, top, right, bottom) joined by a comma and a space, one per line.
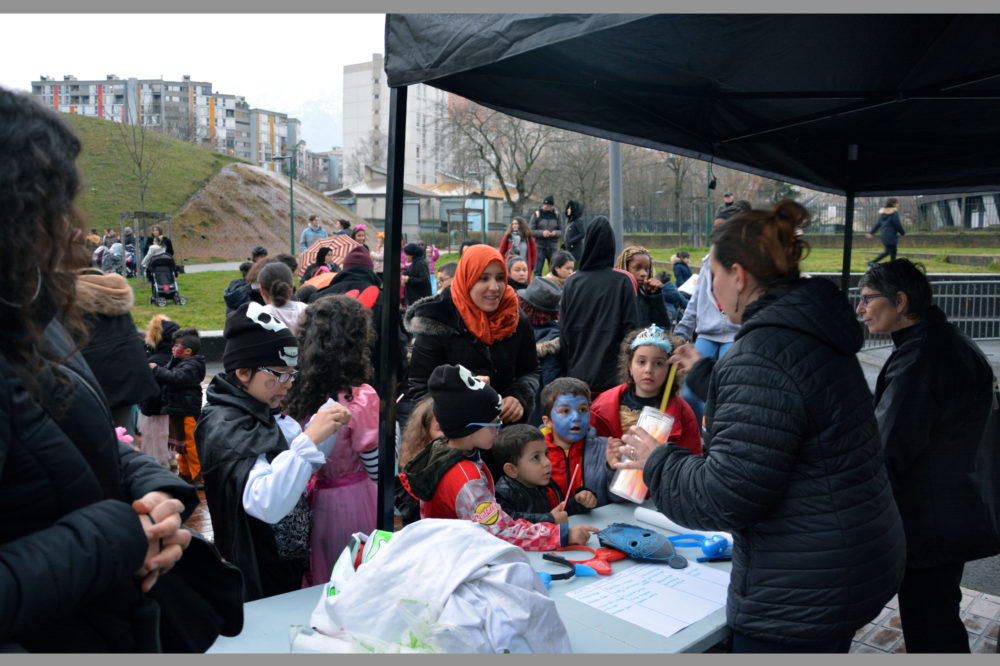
590, 324, 701, 455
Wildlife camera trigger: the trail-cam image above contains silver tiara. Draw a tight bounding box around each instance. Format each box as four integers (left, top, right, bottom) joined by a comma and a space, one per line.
630, 324, 672, 354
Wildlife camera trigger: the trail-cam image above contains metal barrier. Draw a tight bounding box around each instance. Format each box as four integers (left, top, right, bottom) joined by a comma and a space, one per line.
848, 280, 1000, 350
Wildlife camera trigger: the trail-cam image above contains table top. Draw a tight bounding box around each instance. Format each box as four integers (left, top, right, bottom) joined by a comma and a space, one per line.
208, 501, 731, 653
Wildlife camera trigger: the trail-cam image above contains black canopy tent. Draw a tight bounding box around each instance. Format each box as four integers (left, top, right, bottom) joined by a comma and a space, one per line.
373, 13, 1000, 529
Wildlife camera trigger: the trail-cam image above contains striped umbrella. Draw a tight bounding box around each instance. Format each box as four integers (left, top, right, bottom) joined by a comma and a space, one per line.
296, 235, 361, 278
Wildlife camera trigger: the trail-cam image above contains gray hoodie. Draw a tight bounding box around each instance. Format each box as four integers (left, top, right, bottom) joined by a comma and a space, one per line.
672, 253, 740, 343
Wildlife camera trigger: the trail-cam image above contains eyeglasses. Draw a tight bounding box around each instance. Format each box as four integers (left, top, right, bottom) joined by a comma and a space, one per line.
858, 293, 888, 307
257, 367, 299, 384
465, 419, 502, 429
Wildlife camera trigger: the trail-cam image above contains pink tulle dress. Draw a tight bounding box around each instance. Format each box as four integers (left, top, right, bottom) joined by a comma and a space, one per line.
305, 383, 380, 586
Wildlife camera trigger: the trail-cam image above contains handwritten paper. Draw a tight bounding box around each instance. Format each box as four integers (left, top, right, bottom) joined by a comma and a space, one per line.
566, 563, 730, 639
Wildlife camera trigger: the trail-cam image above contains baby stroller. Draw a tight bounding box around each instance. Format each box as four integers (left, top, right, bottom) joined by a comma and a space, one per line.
100, 242, 124, 274
147, 254, 186, 307
124, 244, 137, 278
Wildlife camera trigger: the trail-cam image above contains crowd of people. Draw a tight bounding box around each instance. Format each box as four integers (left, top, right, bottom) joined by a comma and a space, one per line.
3, 86, 998, 655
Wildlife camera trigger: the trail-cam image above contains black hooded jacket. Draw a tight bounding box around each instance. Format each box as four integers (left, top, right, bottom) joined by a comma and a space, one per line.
403, 245, 432, 307
562, 201, 587, 262
559, 217, 640, 393
643, 277, 905, 645
874, 305, 1000, 568
194, 374, 306, 601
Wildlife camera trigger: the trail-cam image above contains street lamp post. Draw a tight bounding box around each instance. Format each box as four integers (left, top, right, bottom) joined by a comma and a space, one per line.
271, 153, 295, 255
649, 190, 664, 230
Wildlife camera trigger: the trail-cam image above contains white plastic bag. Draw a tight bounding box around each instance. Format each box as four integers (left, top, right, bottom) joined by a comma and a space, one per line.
294, 519, 572, 653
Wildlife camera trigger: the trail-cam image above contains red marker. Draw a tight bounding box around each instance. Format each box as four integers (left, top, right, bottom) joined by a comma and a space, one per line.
558, 463, 581, 511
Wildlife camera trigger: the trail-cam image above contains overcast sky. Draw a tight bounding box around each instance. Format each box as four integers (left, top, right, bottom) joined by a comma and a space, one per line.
0, 13, 386, 150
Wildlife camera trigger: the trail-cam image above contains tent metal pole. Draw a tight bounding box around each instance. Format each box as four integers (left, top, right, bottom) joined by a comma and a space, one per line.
377, 85, 407, 532
840, 143, 859, 293
609, 140, 624, 257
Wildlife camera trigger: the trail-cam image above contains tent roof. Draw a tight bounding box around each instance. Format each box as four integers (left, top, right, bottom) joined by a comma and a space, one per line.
385, 13, 1000, 196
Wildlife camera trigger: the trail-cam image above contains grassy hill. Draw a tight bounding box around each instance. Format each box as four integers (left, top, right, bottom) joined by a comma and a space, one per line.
62, 113, 364, 261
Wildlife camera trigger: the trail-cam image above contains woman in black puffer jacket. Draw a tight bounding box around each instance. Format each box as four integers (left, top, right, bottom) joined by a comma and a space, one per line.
615, 201, 905, 653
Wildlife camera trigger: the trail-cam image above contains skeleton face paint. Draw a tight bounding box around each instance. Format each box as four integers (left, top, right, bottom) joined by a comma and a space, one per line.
550, 394, 590, 443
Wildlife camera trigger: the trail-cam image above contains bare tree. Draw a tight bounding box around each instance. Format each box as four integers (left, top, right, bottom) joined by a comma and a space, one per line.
540, 131, 609, 215
443, 99, 561, 215
110, 102, 170, 215
343, 127, 387, 185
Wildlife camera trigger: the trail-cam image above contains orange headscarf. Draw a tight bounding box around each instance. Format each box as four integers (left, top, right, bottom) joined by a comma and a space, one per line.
450, 244, 520, 345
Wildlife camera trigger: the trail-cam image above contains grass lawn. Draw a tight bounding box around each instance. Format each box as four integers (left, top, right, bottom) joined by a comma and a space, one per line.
129, 270, 236, 332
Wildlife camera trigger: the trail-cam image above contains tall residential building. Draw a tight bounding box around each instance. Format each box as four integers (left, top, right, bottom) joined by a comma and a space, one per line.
304, 147, 343, 192
342, 53, 449, 186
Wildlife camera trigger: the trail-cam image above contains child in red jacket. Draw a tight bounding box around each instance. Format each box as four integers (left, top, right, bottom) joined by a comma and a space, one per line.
590, 324, 701, 455
400, 363, 597, 550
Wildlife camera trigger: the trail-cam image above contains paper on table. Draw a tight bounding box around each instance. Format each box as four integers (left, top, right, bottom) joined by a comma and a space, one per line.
566, 562, 730, 640
633, 506, 733, 542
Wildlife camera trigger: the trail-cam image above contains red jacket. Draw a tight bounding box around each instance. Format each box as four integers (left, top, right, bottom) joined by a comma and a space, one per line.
499, 232, 538, 275
590, 384, 702, 456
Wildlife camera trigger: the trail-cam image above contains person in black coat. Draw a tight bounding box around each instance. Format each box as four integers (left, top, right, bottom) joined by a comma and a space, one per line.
562, 200, 587, 263
867, 197, 906, 265
529, 195, 564, 276
75, 267, 160, 436
858, 259, 1000, 653
404, 244, 540, 424
559, 216, 640, 395
0, 87, 197, 652
618, 201, 905, 653
401, 242, 432, 307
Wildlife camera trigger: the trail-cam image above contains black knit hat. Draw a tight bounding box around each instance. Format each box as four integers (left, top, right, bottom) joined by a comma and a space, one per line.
543, 195, 555, 205
222, 302, 299, 372
428, 364, 502, 439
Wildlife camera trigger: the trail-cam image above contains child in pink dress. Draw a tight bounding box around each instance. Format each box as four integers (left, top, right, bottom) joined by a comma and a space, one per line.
283, 295, 381, 586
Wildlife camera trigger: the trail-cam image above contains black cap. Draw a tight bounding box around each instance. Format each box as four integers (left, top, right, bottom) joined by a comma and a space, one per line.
723, 192, 733, 197
251, 246, 268, 258
543, 195, 555, 205
222, 302, 298, 372
428, 364, 502, 439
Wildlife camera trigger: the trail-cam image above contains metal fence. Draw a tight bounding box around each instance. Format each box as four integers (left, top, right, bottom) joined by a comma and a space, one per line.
848, 280, 1000, 350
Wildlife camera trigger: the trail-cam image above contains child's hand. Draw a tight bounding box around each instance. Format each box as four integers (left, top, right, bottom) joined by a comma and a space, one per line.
567, 525, 599, 546
550, 508, 569, 524
606, 437, 626, 467
305, 402, 351, 444
646, 277, 663, 292
148, 362, 157, 369
573, 489, 597, 509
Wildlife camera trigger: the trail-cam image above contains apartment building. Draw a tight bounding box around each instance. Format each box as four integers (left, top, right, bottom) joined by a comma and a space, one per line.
342, 53, 449, 186
31, 74, 300, 172
304, 147, 343, 192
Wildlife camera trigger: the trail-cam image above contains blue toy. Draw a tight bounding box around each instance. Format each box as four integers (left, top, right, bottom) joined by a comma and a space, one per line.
667, 533, 732, 561
536, 553, 599, 589
596, 522, 687, 568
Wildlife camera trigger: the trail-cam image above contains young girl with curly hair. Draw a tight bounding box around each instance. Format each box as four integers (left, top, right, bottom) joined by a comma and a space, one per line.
284, 295, 380, 586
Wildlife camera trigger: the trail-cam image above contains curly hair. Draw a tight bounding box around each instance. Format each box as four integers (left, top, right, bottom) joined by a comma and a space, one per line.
283, 295, 374, 420
0, 87, 90, 387
398, 397, 437, 469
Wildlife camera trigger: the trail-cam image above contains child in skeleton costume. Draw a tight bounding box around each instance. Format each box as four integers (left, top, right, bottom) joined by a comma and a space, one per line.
195, 302, 350, 601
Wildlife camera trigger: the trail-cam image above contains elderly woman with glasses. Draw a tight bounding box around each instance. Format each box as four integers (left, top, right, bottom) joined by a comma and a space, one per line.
857, 259, 999, 653
195, 301, 351, 601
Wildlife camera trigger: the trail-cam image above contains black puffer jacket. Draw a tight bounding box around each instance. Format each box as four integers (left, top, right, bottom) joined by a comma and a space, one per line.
150, 355, 206, 417
874, 305, 1000, 568
643, 277, 905, 646
0, 319, 197, 651
404, 288, 540, 421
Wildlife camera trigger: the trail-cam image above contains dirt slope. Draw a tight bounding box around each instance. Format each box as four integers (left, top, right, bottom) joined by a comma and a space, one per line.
169, 163, 366, 262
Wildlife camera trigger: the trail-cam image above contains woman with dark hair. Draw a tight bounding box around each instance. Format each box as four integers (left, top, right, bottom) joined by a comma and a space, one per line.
616, 201, 905, 653
350, 225, 369, 250
404, 244, 540, 424
301, 246, 334, 282
0, 87, 198, 651
499, 216, 537, 275
545, 250, 576, 290
258, 262, 308, 334
866, 196, 905, 266
284, 296, 380, 586
858, 259, 999, 652
143, 225, 174, 258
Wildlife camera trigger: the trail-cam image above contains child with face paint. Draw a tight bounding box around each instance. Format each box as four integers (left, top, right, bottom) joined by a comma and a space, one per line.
590, 325, 701, 456
400, 364, 598, 550
539, 377, 624, 509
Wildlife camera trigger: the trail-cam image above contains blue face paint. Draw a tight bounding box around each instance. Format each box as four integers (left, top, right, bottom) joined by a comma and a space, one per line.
550, 395, 589, 442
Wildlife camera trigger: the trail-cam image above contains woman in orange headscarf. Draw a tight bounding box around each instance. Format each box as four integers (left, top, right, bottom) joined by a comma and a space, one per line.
403, 244, 540, 424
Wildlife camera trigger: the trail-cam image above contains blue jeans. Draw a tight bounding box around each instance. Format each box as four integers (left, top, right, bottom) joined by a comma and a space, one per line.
535, 244, 556, 276
681, 337, 734, 426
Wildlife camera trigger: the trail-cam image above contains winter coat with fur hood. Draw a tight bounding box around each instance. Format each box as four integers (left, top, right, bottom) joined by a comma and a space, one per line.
75, 269, 159, 410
